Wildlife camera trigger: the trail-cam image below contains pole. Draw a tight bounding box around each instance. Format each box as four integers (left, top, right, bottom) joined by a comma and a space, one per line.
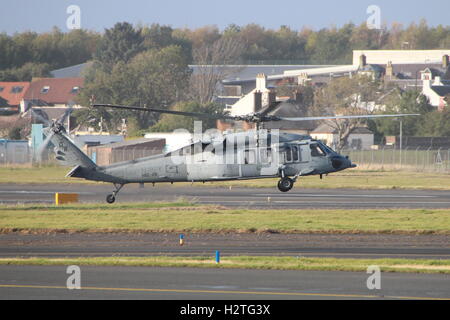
399, 120, 403, 167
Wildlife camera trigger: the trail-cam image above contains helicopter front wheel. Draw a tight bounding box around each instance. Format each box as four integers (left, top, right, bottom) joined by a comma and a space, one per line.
277, 177, 294, 192
106, 194, 116, 204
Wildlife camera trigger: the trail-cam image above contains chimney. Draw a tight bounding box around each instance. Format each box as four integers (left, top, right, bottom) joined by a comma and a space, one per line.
359, 54, 367, 68
256, 73, 267, 91
443, 55, 449, 69
254, 90, 262, 112
386, 61, 394, 77
268, 88, 276, 107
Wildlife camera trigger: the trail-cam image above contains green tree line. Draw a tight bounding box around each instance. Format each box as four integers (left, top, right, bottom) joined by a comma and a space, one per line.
2, 20, 450, 82
3, 21, 450, 138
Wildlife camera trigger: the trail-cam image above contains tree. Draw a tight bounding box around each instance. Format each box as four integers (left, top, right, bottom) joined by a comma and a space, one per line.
76, 45, 191, 131
141, 24, 192, 62
8, 127, 22, 140
0, 62, 51, 81
94, 22, 144, 70
374, 90, 434, 137
189, 36, 245, 104
418, 110, 450, 137
58, 29, 100, 67
313, 76, 381, 151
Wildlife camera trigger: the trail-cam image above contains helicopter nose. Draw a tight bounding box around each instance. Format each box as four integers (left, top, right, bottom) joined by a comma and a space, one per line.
331, 155, 355, 170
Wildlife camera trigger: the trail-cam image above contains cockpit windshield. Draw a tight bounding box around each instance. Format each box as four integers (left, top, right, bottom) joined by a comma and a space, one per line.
310, 142, 334, 157
310, 144, 325, 157
318, 142, 335, 154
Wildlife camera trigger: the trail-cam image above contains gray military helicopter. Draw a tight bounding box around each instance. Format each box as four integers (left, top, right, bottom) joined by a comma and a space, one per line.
37, 103, 417, 203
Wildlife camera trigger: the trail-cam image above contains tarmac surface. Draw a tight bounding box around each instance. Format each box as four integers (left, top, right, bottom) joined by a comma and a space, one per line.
1, 232, 449, 260
1, 265, 449, 300
1, 183, 450, 300
2, 183, 450, 209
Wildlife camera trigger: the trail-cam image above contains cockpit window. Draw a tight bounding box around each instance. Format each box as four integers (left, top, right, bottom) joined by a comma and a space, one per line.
320, 143, 334, 154
310, 144, 326, 157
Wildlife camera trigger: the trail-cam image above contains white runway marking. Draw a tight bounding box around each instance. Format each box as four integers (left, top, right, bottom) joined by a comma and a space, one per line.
254, 193, 437, 198
200, 200, 450, 205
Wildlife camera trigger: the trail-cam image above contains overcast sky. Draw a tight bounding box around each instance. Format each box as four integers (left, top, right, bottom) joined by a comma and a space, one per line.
1, 0, 449, 34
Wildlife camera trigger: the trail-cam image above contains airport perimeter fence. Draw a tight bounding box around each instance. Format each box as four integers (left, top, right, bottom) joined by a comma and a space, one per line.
340, 147, 450, 172
0, 140, 32, 165
2, 145, 450, 173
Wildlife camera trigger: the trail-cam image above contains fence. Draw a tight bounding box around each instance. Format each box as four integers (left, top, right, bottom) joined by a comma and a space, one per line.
0, 140, 31, 165
341, 147, 450, 172
2, 143, 450, 173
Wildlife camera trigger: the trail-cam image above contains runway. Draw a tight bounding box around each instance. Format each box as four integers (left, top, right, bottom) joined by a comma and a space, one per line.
2, 183, 450, 209
1, 184, 449, 300
0, 265, 449, 300
1, 232, 449, 260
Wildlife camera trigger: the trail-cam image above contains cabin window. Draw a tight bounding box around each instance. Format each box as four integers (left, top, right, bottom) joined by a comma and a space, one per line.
285, 146, 292, 162
244, 150, 256, 164
260, 148, 272, 164
310, 144, 326, 157
292, 146, 299, 162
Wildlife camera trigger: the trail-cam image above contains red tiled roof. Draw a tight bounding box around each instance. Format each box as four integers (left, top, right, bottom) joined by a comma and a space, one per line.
24, 78, 84, 104
0, 82, 30, 106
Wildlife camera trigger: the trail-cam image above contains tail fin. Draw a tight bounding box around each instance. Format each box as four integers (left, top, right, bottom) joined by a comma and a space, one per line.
48, 129, 97, 169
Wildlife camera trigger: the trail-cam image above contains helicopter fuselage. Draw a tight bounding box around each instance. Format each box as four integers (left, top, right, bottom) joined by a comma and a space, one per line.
96, 136, 355, 184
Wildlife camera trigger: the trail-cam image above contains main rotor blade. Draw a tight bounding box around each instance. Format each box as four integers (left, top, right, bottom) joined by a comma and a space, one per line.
277, 114, 420, 121
58, 102, 74, 126
93, 104, 237, 121
31, 109, 51, 126
37, 130, 55, 161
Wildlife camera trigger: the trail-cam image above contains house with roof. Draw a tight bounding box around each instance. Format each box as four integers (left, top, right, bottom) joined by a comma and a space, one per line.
311, 123, 374, 150
20, 77, 84, 130
0, 82, 30, 111
22, 77, 84, 111
422, 77, 450, 110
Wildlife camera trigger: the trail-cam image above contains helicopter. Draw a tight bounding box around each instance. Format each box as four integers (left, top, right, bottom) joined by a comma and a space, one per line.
36, 103, 418, 203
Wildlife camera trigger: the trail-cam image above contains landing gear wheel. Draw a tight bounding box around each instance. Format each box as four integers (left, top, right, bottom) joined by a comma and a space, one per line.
106, 194, 116, 204
106, 183, 124, 204
278, 177, 294, 192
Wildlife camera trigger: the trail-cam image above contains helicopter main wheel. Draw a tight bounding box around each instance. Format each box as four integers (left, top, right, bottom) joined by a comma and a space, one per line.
106, 194, 116, 204
277, 177, 294, 192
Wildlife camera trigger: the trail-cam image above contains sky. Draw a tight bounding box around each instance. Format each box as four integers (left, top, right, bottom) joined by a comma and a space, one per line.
0, 0, 449, 34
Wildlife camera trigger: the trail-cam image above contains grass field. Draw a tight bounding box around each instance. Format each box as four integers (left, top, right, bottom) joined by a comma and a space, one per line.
1, 256, 449, 274
1, 203, 449, 234
2, 166, 450, 190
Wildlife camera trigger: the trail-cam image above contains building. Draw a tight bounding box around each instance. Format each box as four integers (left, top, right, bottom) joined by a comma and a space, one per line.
144, 132, 194, 152
311, 123, 374, 150
73, 134, 125, 150
422, 77, 450, 110
22, 77, 84, 110
0, 82, 30, 111
385, 136, 450, 149
86, 138, 165, 166
50, 62, 94, 78
20, 77, 84, 130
